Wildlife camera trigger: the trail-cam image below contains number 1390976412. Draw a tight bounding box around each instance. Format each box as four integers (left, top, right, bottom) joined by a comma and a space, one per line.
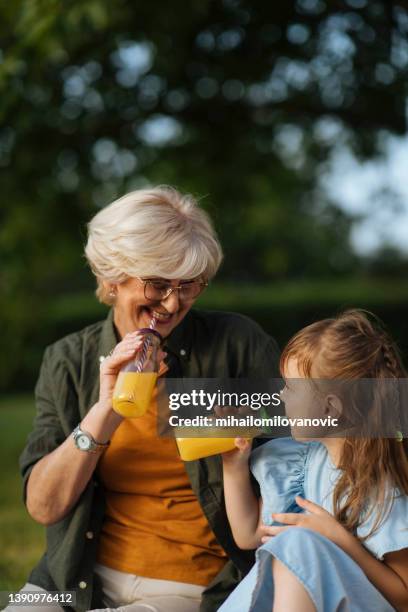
2, 591, 75, 607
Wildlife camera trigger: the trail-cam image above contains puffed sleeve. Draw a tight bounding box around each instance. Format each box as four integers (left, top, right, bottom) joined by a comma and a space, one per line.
249, 437, 310, 526
361, 490, 408, 560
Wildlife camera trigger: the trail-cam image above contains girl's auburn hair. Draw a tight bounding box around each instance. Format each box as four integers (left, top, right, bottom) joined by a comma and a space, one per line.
280, 309, 408, 538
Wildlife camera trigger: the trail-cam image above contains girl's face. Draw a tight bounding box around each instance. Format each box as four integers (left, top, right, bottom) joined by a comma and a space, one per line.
281, 357, 332, 441
281, 358, 313, 431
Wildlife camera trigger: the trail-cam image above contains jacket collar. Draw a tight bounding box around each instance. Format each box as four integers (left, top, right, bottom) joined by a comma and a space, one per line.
98, 308, 120, 362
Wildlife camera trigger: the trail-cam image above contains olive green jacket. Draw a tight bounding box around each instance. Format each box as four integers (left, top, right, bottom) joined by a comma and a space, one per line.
20, 308, 280, 611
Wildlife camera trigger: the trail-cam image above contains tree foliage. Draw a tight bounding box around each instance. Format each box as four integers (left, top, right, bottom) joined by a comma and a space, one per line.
0, 0, 407, 387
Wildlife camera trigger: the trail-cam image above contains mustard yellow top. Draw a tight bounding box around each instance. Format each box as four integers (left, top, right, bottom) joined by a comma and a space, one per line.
96, 364, 227, 586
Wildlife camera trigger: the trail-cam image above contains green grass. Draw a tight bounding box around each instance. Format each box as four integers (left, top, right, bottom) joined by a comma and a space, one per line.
0, 395, 44, 590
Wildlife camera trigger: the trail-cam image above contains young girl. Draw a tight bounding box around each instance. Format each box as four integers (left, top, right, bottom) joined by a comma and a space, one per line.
219, 310, 408, 612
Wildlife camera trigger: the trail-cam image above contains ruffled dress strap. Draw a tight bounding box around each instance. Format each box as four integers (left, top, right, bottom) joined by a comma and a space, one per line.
249, 437, 311, 526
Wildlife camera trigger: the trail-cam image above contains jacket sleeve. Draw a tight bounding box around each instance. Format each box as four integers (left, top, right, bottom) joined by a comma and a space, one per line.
19, 345, 74, 502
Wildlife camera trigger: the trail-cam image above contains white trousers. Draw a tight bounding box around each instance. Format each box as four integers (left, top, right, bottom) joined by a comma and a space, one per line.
91, 563, 204, 611
3, 565, 204, 612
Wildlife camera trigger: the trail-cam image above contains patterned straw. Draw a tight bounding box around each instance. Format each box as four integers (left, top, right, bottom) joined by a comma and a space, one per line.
135, 315, 157, 373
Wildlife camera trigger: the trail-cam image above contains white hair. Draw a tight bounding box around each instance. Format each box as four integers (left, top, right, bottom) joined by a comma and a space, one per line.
84, 186, 223, 304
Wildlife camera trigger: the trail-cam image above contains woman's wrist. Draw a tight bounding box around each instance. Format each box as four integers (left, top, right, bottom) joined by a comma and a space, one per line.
81, 401, 123, 443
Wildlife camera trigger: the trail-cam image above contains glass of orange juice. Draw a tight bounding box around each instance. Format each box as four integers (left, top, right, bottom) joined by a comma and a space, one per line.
175, 419, 252, 461
113, 371, 158, 417
175, 435, 243, 461
112, 328, 162, 418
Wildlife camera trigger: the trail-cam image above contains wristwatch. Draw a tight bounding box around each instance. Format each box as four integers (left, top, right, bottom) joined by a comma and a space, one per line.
72, 425, 110, 453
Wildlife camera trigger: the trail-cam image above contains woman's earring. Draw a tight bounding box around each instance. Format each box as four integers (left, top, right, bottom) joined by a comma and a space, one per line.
109, 287, 117, 299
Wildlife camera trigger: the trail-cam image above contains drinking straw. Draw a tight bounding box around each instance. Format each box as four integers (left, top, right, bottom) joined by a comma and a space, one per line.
135, 315, 157, 372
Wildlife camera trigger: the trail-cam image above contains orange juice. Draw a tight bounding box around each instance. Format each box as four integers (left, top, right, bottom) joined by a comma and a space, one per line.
112, 371, 158, 418
176, 436, 240, 461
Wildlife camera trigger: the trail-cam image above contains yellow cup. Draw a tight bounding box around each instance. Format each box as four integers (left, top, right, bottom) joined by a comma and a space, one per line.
175, 436, 239, 461
112, 371, 158, 418
175, 426, 252, 461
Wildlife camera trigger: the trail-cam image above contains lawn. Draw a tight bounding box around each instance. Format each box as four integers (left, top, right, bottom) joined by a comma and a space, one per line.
0, 395, 44, 590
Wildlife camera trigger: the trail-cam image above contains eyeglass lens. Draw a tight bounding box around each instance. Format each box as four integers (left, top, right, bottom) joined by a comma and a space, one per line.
145, 281, 204, 301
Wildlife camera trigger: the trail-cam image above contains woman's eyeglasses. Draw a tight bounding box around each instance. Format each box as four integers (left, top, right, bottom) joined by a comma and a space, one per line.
137, 278, 208, 302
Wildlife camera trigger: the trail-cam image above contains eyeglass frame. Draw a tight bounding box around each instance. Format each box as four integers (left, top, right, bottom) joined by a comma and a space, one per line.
135, 277, 208, 302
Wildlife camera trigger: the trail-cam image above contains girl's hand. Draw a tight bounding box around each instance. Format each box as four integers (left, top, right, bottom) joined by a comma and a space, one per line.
98, 332, 143, 407
221, 437, 252, 468
260, 496, 350, 549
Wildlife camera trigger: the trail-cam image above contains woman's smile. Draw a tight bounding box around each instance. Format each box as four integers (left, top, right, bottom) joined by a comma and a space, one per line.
141, 306, 176, 328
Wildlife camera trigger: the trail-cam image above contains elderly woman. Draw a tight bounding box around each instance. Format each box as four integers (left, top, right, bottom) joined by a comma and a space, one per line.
14, 187, 279, 612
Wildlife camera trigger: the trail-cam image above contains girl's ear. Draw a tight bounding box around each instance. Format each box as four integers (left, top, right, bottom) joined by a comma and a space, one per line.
324, 393, 343, 418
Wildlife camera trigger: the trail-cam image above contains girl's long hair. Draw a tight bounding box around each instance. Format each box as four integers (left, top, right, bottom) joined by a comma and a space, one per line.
280, 309, 408, 537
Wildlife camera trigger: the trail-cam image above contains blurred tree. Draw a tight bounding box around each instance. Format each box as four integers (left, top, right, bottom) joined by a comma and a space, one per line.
0, 0, 407, 387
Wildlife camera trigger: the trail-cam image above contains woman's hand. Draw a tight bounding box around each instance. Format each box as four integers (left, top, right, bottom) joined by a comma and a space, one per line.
260, 496, 350, 549
98, 332, 143, 408
221, 437, 252, 468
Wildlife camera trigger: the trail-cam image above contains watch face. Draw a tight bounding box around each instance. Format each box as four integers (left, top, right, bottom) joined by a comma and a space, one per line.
77, 434, 92, 451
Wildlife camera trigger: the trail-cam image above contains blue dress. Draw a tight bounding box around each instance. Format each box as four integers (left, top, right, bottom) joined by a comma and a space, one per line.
218, 438, 408, 612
